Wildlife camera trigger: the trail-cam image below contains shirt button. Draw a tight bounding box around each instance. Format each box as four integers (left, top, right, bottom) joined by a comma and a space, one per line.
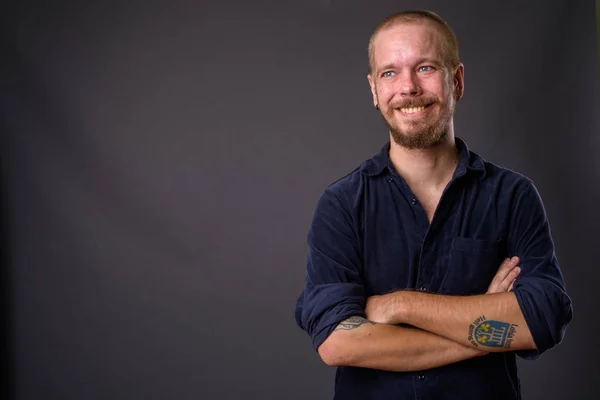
418, 374, 425, 380
388, 178, 393, 182
420, 286, 427, 291
411, 198, 417, 205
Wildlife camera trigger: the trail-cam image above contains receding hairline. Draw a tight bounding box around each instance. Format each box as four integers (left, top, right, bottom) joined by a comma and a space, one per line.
368, 10, 460, 73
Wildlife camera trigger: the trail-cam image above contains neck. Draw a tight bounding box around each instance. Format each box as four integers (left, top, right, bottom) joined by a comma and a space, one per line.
388, 132, 459, 189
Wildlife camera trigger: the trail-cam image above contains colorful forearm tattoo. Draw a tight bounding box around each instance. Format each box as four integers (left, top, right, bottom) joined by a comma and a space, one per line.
468, 315, 518, 348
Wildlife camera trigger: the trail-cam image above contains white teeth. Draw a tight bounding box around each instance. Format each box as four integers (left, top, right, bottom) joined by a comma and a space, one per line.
400, 105, 426, 114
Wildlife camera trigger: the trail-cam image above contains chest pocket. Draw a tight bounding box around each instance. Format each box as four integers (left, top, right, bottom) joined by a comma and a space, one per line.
439, 237, 506, 295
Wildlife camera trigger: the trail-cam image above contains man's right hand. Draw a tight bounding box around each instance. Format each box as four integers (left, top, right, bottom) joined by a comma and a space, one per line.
487, 256, 520, 294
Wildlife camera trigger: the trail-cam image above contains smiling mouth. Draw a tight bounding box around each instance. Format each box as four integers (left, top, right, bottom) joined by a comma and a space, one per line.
398, 104, 431, 114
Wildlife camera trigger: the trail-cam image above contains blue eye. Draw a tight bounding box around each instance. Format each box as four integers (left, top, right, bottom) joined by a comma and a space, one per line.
382, 71, 395, 78
418, 66, 434, 72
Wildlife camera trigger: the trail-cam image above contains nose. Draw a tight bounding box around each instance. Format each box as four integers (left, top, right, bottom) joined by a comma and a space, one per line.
399, 70, 421, 96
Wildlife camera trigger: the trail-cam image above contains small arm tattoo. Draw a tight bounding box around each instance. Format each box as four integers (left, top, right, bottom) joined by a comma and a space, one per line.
334, 316, 376, 331
467, 315, 518, 348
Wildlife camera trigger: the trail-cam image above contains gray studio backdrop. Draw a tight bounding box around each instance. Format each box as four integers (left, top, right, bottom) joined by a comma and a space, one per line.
1, 0, 598, 399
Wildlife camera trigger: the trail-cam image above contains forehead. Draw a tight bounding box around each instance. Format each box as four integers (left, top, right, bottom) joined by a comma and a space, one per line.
372, 22, 444, 69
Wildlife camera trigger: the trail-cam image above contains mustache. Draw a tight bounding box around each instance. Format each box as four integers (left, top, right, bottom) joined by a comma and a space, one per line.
389, 98, 437, 109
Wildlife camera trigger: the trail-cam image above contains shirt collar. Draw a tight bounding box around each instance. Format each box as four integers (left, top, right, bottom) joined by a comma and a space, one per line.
360, 137, 487, 179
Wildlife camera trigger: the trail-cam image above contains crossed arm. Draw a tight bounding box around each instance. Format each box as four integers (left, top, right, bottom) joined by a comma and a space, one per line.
317, 257, 532, 371
301, 182, 571, 373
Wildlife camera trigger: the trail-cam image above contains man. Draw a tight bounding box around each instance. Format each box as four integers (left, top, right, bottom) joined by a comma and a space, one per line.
294, 10, 572, 399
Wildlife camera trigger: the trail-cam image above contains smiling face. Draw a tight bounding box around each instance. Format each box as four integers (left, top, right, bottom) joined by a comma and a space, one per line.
368, 21, 464, 149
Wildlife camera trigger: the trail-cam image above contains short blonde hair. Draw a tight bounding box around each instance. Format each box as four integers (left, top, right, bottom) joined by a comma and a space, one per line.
368, 10, 460, 73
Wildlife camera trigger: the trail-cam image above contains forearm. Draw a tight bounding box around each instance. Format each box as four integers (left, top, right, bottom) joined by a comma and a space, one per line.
394, 292, 536, 351
318, 317, 486, 372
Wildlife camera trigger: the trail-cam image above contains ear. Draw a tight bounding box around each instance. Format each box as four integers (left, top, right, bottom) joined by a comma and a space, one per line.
453, 63, 465, 101
367, 73, 378, 108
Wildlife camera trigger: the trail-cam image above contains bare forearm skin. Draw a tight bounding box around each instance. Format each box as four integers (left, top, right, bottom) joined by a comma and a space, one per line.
395, 291, 536, 351
318, 317, 486, 372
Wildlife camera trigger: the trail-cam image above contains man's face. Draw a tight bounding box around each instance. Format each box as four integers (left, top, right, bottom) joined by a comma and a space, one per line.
368, 22, 464, 149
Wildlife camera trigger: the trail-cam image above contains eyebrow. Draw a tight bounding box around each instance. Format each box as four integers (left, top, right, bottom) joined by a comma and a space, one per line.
416, 58, 443, 66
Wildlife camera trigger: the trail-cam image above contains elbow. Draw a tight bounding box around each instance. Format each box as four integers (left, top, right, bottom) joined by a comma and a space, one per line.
541, 289, 573, 349
550, 293, 573, 345
317, 335, 354, 367
317, 343, 338, 366
514, 281, 573, 354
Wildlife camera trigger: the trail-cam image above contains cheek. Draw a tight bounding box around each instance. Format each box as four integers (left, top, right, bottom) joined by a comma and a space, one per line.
377, 86, 395, 103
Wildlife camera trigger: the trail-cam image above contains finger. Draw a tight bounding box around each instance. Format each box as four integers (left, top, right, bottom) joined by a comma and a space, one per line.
497, 256, 519, 279
488, 260, 520, 294
496, 268, 521, 293
496, 267, 520, 292
488, 258, 512, 289
488, 257, 519, 292
506, 266, 521, 291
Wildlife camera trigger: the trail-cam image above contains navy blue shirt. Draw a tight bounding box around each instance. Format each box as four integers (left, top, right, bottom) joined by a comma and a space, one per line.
295, 138, 572, 399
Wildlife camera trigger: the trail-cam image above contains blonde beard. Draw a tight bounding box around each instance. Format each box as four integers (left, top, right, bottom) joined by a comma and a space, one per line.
387, 110, 453, 149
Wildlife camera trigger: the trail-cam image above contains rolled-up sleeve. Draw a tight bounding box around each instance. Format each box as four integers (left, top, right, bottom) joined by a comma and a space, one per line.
509, 179, 573, 359
295, 187, 366, 350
